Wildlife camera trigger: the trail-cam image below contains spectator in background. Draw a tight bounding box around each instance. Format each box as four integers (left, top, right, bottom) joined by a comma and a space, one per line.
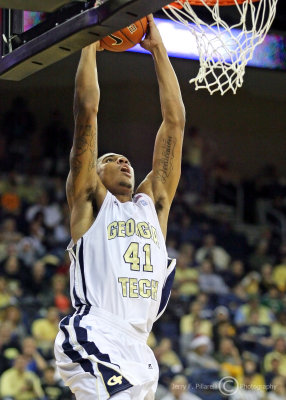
234, 295, 274, 326
265, 357, 281, 388
41, 365, 71, 400
210, 156, 241, 208
232, 282, 248, 304
156, 283, 186, 342
161, 374, 203, 400
51, 273, 71, 314
196, 292, 213, 320
31, 307, 60, 359
26, 190, 62, 231
248, 239, 274, 272
0, 254, 25, 298
198, 259, 229, 295
174, 253, 199, 299
182, 125, 205, 196
272, 312, 286, 340
52, 210, 70, 250
222, 259, 245, 289
21, 336, 47, 375
234, 359, 266, 400
196, 234, 231, 271
214, 337, 243, 379
179, 215, 198, 245
166, 235, 179, 260
272, 254, 286, 293
180, 301, 212, 338
0, 353, 44, 400
238, 309, 273, 356
154, 338, 183, 374
185, 336, 220, 372
2, 305, 27, 341
212, 306, 237, 349
264, 338, 286, 377
262, 285, 283, 315
241, 271, 261, 296
212, 320, 237, 354
23, 259, 51, 307
267, 376, 286, 400
0, 322, 21, 375
25, 217, 46, 257
180, 316, 213, 357
0, 276, 13, 308
260, 263, 276, 294
56, 251, 71, 276
179, 243, 198, 268
17, 236, 44, 267
51, 177, 67, 203
0, 217, 23, 250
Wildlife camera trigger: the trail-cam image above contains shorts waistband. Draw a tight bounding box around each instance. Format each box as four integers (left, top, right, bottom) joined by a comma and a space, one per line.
75, 305, 148, 343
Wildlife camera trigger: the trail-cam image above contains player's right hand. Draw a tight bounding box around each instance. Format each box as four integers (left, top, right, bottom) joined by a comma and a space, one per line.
95, 41, 104, 51
140, 14, 164, 53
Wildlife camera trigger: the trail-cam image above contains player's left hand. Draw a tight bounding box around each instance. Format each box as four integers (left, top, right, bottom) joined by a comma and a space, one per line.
140, 14, 164, 52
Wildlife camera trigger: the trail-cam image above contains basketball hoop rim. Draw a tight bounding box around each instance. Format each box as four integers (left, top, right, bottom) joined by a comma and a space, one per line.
167, 0, 260, 6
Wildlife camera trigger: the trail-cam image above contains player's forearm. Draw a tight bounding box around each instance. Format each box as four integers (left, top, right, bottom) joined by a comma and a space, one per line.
152, 44, 185, 126
74, 44, 100, 117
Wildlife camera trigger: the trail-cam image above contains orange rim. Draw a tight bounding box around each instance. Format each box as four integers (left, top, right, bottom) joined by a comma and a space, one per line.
165, 0, 260, 8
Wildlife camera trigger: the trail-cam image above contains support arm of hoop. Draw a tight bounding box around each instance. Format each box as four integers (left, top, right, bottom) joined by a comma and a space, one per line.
0, 0, 172, 81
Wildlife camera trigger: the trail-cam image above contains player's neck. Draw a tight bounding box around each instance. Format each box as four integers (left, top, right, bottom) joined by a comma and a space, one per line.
114, 194, 132, 203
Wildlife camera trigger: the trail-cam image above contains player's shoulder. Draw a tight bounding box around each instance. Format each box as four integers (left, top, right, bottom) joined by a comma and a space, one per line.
133, 192, 154, 207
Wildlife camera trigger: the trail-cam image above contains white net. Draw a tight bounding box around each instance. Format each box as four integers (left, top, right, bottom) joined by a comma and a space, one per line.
163, 0, 278, 95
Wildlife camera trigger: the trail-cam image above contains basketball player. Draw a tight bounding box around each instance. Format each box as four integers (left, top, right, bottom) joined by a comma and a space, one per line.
54, 15, 185, 400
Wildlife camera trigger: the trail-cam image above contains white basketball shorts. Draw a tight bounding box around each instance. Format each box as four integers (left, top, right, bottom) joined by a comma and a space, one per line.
54, 305, 159, 400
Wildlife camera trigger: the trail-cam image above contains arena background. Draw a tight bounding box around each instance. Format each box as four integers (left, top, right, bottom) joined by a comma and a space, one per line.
0, 50, 285, 180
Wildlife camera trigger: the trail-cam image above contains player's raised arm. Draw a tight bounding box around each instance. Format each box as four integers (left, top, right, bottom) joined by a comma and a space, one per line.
67, 43, 106, 242
137, 15, 185, 237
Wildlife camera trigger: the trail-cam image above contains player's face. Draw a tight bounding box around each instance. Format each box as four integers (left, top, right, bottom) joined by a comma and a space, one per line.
97, 153, 135, 194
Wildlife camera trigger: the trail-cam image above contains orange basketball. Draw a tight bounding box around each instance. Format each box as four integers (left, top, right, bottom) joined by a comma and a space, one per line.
100, 17, 148, 52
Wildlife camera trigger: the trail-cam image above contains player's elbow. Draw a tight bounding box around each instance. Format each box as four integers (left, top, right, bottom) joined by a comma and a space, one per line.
163, 99, 185, 129
74, 101, 99, 120
74, 87, 100, 117
164, 108, 185, 130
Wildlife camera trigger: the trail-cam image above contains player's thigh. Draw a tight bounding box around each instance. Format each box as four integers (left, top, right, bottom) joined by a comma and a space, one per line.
74, 387, 132, 400
72, 374, 132, 400
112, 390, 132, 400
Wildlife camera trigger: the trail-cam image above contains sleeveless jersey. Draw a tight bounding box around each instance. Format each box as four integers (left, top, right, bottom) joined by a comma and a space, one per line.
67, 191, 176, 335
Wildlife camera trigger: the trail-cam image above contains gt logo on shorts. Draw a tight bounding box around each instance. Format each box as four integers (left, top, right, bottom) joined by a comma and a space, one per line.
107, 375, 123, 386
97, 363, 132, 395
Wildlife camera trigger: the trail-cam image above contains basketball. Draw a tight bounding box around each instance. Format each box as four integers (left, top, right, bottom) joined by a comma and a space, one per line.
100, 17, 148, 52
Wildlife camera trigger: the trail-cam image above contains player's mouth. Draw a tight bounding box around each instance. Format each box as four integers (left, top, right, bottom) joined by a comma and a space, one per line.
120, 165, 131, 178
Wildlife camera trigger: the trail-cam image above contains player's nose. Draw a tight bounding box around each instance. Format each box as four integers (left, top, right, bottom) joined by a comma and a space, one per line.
117, 156, 129, 165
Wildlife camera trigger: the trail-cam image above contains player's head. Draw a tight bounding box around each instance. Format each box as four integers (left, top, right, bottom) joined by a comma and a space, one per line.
97, 153, 135, 195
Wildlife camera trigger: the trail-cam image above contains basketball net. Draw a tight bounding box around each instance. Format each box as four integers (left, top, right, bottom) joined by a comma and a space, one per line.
163, 0, 278, 95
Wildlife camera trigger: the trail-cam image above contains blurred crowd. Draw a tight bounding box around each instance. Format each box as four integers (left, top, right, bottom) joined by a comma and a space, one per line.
0, 98, 286, 400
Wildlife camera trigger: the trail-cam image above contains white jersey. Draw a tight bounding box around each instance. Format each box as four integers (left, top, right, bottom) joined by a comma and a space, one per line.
67, 191, 176, 335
